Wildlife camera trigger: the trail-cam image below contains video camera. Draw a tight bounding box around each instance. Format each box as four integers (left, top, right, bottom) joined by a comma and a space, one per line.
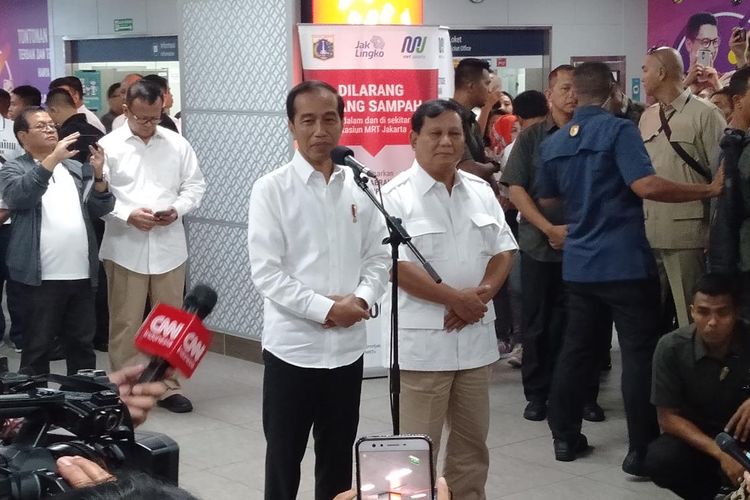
0, 358, 178, 499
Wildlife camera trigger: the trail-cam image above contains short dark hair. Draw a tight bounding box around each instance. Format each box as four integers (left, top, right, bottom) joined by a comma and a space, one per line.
728, 67, 750, 98
285, 80, 344, 122
513, 90, 548, 120
12, 106, 45, 143
573, 62, 614, 102
455, 58, 491, 90
143, 74, 169, 93
693, 273, 740, 305
107, 82, 121, 99
125, 80, 163, 107
686, 12, 718, 41
0, 89, 9, 108
49, 76, 83, 98
549, 64, 575, 87
45, 87, 76, 108
411, 99, 463, 134
54, 471, 199, 500
11, 85, 42, 107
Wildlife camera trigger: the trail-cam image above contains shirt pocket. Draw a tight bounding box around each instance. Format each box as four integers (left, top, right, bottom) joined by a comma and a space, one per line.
403, 218, 447, 261
469, 212, 502, 256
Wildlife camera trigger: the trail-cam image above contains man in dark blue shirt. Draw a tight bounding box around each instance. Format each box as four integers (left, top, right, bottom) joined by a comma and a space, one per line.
536, 62, 724, 474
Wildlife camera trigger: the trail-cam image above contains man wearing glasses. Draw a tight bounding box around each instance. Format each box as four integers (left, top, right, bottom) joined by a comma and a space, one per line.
682, 12, 722, 95
98, 80, 205, 413
0, 108, 113, 375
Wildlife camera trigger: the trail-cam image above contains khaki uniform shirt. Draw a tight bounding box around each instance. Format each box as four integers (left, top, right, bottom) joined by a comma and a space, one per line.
640, 89, 726, 249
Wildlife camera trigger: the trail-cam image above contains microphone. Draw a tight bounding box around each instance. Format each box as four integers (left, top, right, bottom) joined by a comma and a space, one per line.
716, 432, 750, 471
134, 284, 218, 384
331, 146, 377, 178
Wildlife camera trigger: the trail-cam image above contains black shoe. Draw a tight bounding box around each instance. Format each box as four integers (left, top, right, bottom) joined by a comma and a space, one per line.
157, 394, 193, 413
582, 402, 605, 422
523, 400, 547, 421
554, 433, 589, 462
622, 449, 648, 477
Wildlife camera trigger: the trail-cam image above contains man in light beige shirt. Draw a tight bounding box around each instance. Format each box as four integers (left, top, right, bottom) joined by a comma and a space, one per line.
639, 47, 726, 328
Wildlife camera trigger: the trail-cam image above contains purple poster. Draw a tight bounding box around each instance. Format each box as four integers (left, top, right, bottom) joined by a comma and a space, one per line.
0, 0, 50, 94
648, 1, 750, 75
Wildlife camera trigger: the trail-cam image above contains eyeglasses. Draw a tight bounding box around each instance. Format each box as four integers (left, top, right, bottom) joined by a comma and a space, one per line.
693, 37, 720, 48
30, 122, 57, 132
130, 113, 161, 125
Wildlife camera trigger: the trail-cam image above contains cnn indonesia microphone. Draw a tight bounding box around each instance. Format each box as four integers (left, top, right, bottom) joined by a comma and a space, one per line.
331, 146, 377, 179
134, 284, 219, 384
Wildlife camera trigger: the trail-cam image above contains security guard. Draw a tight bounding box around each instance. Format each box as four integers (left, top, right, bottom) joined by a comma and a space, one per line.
645, 274, 750, 500
535, 62, 724, 475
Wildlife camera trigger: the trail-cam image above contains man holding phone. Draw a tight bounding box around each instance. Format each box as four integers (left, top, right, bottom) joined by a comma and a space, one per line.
98, 80, 205, 413
683, 12, 722, 95
382, 99, 517, 500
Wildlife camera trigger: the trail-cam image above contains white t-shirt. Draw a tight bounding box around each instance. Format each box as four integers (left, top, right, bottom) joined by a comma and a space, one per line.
40, 164, 89, 280
0, 117, 22, 224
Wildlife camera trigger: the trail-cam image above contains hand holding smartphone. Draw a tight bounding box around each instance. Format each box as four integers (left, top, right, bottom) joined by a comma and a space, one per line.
356, 435, 434, 500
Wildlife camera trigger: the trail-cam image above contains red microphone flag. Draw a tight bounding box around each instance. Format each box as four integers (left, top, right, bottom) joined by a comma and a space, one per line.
134, 303, 213, 378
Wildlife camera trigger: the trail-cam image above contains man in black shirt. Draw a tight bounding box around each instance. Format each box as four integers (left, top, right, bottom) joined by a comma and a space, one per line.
451, 58, 501, 193
645, 273, 750, 499
45, 89, 103, 164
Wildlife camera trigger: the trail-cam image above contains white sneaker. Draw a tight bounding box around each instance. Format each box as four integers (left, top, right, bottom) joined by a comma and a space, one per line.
507, 345, 523, 368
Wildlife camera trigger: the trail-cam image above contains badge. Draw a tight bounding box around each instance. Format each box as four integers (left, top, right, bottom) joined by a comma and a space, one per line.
569, 124, 580, 137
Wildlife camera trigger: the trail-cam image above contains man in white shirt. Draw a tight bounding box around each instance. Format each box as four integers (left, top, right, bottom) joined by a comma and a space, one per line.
0, 108, 113, 375
248, 81, 389, 500
49, 76, 106, 133
382, 99, 517, 500
99, 80, 205, 414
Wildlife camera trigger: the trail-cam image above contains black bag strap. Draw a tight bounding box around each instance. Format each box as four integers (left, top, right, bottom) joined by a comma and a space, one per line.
658, 95, 712, 181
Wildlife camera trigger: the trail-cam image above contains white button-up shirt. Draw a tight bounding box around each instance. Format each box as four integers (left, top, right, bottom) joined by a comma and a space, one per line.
99, 124, 205, 274
382, 162, 518, 371
248, 151, 390, 369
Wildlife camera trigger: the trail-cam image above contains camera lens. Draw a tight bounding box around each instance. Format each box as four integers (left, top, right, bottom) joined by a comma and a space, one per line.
372, 444, 376, 448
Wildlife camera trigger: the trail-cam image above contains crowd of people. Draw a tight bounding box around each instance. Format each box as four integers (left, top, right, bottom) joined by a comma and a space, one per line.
2, 8, 750, 500
0, 72, 203, 416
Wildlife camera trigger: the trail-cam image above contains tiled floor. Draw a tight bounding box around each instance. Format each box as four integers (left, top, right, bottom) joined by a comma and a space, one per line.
0, 340, 679, 499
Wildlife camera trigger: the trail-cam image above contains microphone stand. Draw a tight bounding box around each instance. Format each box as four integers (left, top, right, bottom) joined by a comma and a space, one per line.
351, 171, 441, 435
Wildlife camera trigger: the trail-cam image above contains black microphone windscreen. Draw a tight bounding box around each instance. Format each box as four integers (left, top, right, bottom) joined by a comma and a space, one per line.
331, 146, 354, 165
182, 284, 218, 320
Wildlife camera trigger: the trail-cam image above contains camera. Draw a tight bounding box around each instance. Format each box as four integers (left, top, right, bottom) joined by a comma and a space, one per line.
0, 360, 179, 499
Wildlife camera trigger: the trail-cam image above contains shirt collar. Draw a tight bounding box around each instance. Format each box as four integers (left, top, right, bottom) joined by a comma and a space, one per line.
292, 149, 344, 185
665, 89, 692, 113
544, 115, 558, 133
123, 124, 165, 144
411, 159, 463, 196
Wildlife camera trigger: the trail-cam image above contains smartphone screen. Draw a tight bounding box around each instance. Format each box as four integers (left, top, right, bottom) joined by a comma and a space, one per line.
356, 435, 434, 500
697, 49, 713, 68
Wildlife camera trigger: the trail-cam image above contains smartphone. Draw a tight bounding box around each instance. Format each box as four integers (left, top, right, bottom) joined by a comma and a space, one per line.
697, 48, 713, 68
153, 209, 172, 219
356, 434, 434, 500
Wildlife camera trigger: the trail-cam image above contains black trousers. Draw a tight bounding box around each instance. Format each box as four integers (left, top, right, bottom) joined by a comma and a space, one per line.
0, 225, 24, 347
548, 278, 661, 450
519, 253, 567, 402
644, 434, 724, 500
263, 350, 363, 500
19, 280, 96, 376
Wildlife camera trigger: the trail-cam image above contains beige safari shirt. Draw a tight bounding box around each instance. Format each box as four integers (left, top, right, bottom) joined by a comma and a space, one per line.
639, 89, 726, 249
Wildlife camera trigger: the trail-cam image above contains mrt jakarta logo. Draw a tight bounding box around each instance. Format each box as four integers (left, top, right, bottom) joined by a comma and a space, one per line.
313, 36, 334, 60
